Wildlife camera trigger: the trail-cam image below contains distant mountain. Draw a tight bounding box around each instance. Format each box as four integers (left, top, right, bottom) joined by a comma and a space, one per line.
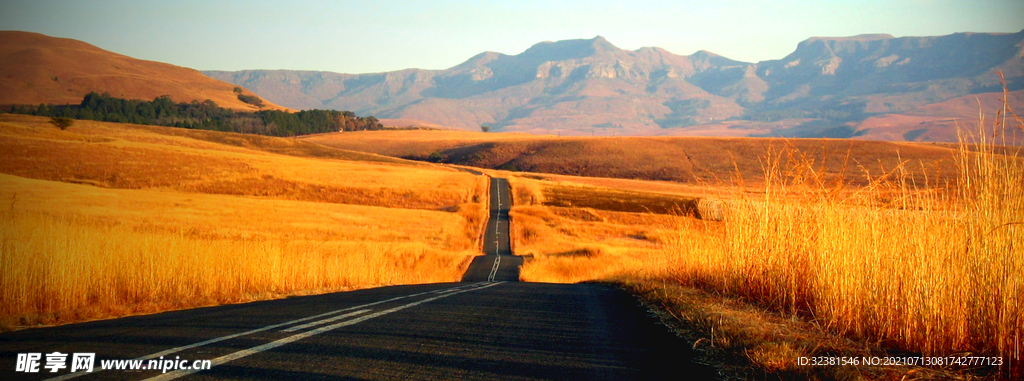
0, 31, 287, 111
205, 31, 1024, 140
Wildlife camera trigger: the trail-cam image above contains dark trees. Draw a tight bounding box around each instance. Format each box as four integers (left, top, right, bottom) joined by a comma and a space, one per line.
10, 92, 382, 137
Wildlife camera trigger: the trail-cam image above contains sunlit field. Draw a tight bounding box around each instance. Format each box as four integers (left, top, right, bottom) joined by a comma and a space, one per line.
2, 95, 1020, 377
302, 129, 548, 159
305, 126, 968, 188
515, 101, 1023, 377
0, 114, 488, 329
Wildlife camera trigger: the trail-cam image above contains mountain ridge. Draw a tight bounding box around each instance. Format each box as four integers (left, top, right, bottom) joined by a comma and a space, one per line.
204, 30, 1024, 141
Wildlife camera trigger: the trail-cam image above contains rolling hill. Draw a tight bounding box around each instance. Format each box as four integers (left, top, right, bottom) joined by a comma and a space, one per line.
0, 31, 288, 111
206, 31, 1024, 141
301, 130, 970, 187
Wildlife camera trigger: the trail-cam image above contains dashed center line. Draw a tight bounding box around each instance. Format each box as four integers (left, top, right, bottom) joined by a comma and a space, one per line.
488, 255, 501, 282
144, 282, 505, 381
280, 309, 371, 333
487, 178, 504, 282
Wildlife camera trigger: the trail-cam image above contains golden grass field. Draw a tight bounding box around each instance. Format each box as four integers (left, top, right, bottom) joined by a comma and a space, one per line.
2, 91, 1022, 379
302, 129, 550, 158
503, 107, 1023, 378
0, 114, 487, 329
303, 128, 969, 188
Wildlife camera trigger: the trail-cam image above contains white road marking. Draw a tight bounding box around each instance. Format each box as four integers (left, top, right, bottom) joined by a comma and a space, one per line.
144, 282, 506, 381
488, 254, 501, 282
487, 179, 506, 282
280, 309, 371, 332
43, 283, 485, 381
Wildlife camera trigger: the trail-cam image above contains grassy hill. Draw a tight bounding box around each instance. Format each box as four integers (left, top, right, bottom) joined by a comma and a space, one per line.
0, 31, 288, 111
302, 129, 969, 187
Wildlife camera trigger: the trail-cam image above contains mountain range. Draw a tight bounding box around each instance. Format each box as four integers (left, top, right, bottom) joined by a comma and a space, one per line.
205, 31, 1024, 141
3, 30, 1022, 141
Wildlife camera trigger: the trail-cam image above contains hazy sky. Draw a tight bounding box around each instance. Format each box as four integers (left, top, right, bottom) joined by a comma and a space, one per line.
3, 0, 1023, 74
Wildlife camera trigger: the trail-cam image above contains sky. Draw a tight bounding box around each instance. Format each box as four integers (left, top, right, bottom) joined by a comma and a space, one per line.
3, 0, 1023, 74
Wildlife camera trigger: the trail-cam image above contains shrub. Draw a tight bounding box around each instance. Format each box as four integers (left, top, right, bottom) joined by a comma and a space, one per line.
49, 117, 73, 130
237, 94, 265, 108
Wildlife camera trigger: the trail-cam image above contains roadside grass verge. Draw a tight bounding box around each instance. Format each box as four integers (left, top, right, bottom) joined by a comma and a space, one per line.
515, 93, 1022, 378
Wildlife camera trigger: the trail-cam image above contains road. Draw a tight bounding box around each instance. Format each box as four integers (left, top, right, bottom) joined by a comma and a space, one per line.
0, 178, 718, 380
461, 178, 521, 282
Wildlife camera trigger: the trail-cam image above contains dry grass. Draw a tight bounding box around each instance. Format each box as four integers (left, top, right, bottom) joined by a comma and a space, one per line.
517, 173, 716, 197
514, 93, 1023, 377
657, 94, 1022, 377
0, 31, 289, 111
0, 115, 487, 329
540, 181, 696, 215
510, 174, 696, 284
311, 128, 967, 188
0, 207, 470, 329
302, 129, 546, 158
0, 114, 477, 210
620, 281, 964, 380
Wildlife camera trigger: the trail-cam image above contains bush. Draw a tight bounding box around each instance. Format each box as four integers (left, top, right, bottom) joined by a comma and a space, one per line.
49, 117, 73, 130
237, 94, 265, 108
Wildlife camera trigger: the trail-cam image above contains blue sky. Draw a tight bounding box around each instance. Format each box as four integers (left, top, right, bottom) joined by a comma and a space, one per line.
3, 0, 1023, 74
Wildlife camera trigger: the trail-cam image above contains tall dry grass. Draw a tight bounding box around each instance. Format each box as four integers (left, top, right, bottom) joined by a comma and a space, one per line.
0, 208, 471, 328
660, 87, 1023, 376
517, 78, 1022, 377
0, 116, 486, 329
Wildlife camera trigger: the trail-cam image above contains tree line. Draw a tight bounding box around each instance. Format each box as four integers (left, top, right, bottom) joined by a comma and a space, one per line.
6, 92, 383, 136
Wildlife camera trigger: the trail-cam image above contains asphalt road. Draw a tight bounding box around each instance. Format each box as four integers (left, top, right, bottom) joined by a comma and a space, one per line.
0, 177, 718, 380
461, 178, 521, 282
